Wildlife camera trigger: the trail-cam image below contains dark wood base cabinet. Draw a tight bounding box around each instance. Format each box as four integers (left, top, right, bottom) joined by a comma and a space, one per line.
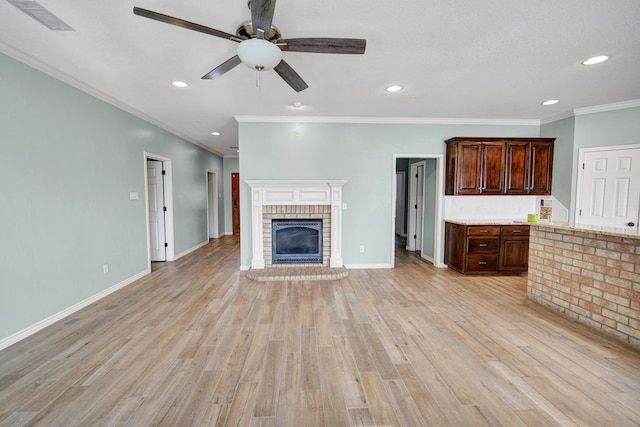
444, 222, 530, 275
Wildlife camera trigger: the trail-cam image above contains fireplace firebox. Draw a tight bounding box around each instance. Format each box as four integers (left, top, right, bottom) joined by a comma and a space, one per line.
272, 219, 323, 264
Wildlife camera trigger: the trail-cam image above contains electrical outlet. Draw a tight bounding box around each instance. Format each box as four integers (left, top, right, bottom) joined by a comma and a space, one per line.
359, 245, 365, 253
103, 264, 109, 275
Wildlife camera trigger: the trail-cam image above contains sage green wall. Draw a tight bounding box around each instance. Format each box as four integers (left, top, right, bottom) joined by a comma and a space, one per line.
541, 116, 575, 216
574, 107, 640, 149
223, 156, 239, 234
423, 159, 437, 259
0, 53, 224, 342
238, 122, 539, 268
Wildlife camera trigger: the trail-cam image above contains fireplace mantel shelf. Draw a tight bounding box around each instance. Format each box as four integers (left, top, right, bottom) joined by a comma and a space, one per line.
246, 180, 347, 270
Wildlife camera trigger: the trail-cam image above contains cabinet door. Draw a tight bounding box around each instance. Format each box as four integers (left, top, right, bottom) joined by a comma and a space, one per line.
499, 238, 529, 271
456, 142, 482, 194
529, 142, 553, 194
504, 142, 530, 194
481, 142, 506, 194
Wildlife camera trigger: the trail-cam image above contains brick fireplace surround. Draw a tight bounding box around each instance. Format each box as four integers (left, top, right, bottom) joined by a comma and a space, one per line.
245, 180, 346, 270
263, 205, 331, 267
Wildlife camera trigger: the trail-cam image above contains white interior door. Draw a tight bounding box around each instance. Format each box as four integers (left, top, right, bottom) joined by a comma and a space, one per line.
407, 162, 425, 251
147, 160, 166, 261
395, 172, 406, 236
577, 146, 640, 230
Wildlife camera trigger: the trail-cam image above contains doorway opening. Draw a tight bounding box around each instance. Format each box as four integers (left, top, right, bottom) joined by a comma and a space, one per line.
391, 154, 444, 268
144, 152, 175, 264
207, 170, 219, 239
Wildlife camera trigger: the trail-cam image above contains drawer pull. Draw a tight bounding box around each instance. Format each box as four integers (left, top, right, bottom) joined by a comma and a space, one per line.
478, 261, 487, 265
479, 244, 488, 247
513, 230, 522, 233
480, 230, 488, 233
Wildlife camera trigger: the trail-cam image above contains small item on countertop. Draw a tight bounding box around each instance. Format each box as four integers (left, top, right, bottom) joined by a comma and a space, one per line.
528, 214, 539, 223
540, 198, 552, 221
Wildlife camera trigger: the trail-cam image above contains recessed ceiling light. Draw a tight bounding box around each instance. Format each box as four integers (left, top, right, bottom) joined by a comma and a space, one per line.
291, 101, 303, 108
386, 85, 402, 92
211, 132, 220, 136
542, 99, 559, 106
582, 55, 609, 65
171, 81, 188, 88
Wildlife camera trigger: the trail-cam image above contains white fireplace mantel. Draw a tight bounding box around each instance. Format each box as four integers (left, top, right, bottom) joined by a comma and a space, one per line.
245, 180, 347, 269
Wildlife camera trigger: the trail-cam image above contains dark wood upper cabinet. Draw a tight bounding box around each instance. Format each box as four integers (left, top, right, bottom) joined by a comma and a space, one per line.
445, 137, 555, 196
529, 142, 554, 194
504, 140, 554, 194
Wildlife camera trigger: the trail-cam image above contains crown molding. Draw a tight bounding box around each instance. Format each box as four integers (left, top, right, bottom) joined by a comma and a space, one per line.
539, 111, 575, 125
234, 116, 540, 126
573, 99, 640, 116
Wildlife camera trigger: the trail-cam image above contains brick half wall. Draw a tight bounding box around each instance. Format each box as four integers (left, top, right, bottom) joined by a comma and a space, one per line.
527, 224, 640, 349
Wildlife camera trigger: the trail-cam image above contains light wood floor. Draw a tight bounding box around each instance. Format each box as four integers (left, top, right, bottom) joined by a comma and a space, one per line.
1, 236, 639, 426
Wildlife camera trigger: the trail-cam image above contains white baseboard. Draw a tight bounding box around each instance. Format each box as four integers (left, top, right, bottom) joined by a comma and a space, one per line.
223, 232, 233, 236
240, 264, 251, 271
344, 263, 393, 269
174, 240, 208, 260
0, 268, 150, 352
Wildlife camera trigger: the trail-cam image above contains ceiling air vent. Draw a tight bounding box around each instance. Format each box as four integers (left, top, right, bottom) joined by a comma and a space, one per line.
6, 0, 74, 31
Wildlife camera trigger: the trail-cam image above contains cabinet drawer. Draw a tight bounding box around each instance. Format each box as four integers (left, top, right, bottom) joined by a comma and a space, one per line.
466, 254, 498, 272
467, 237, 499, 254
467, 226, 500, 236
501, 225, 530, 237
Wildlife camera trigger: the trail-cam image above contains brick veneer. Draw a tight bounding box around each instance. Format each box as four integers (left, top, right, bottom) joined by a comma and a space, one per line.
262, 205, 331, 268
527, 224, 640, 349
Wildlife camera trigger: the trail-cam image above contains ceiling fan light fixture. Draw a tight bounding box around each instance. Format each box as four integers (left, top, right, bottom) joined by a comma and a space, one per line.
237, 38, 282, 71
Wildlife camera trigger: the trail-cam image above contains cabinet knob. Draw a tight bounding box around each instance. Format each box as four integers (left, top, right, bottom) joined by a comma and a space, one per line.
628, 222, 636, 227
479, 243, 488, 247
478, 261, 487, 265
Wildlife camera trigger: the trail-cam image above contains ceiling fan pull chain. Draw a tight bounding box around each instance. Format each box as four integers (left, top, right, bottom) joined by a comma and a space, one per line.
256, 70, 263, 98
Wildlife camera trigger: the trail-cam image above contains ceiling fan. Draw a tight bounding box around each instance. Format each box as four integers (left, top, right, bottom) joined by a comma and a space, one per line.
133, 0, 366, 92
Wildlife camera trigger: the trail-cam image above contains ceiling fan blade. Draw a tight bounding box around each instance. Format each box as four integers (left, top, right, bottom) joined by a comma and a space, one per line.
249, 0, 276, 38
274, 60, 308, 92
201, 55, 243, 80
133, 7, 242, 42
278, 38, 366, 54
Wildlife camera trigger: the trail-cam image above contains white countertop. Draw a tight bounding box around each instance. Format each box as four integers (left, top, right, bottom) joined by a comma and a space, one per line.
445, 219, 639, 239
529, 221, 640, 239
445, 219, 531, 226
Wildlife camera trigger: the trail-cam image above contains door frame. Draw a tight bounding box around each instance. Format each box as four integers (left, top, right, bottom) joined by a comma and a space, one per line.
391, 154, 445, 268
574, 144, 640, 225
207, 170, 219, 239
144, 152, 175, 263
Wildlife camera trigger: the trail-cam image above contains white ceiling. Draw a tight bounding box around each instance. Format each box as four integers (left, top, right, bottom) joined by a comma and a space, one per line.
1, 0, 639, 156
